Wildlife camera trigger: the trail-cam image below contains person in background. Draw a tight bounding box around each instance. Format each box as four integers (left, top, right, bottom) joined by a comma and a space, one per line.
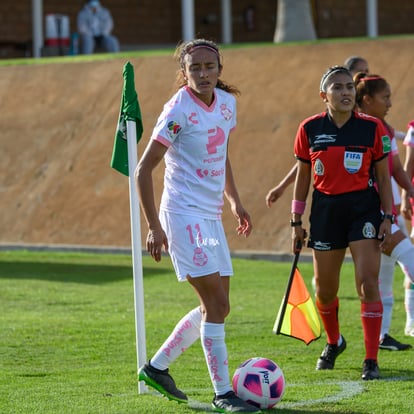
355, 72, 414, 350
77, 0, 120, 54
135, 38, 258, 413
291, 65, 393, 380
401, 120, 414, 337
344, 55, 369, 75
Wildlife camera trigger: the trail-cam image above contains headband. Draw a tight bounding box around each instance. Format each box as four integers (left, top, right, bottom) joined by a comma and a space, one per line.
320, 67, 351, 92
187, 45, 219, 55
360, 76, 384, 82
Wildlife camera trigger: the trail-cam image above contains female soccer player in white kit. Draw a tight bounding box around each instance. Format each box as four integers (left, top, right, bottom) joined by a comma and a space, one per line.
135, 38, 258, 413
402, 120, 414, 336
355, 73, 414, 348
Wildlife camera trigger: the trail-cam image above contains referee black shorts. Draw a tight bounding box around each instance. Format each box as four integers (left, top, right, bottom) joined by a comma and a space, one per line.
307, 187, 382, 251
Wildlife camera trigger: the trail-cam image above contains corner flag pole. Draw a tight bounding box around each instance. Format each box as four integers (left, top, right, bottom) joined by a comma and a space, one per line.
126, 120, 148, 394
110, 61, 147, 394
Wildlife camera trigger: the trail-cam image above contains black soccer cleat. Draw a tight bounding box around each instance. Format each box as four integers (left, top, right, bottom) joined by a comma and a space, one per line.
316, 335, 347, 370
138, 362, 188, 403
361, 359, 380, 380
212, 391, 262, 413
379, 334, 412, 351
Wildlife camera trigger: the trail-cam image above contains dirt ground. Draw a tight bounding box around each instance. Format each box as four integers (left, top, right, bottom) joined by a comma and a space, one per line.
1, 37, 414, 254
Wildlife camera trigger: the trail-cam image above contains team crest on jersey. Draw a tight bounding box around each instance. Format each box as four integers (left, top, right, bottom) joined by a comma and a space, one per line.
220, 104, 232, 121
382, 135, 391, 153
193, 247, 208, 266
167, 120, 182, 139
362, 222, 376, 238
344, 151, 362, 173
314, 158, 324, 176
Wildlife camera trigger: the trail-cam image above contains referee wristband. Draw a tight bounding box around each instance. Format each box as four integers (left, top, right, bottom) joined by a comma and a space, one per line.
291, 200, 306, 215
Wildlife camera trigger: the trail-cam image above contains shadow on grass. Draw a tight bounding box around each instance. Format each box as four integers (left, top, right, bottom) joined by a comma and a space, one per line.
0, 261, 172, 284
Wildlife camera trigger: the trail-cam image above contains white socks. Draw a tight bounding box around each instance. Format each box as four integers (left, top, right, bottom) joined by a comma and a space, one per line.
379, 253, 395, 339
392, 238, 414, 284
150, 307, 202, 370
201, 321, 232, 396
405, 278, 414, 330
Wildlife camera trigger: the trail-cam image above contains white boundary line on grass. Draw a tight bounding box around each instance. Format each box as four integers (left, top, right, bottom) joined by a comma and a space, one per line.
277, 380, 363, 409
181, 379, 365, 412
147, 376, 414, 411
277, 376, 414, 409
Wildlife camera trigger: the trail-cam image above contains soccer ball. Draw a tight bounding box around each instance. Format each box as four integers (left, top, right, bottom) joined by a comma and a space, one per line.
232, 357, 285, 409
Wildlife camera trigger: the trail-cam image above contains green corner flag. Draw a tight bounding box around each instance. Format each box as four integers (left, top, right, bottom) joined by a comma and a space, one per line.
111, 62, 143, 176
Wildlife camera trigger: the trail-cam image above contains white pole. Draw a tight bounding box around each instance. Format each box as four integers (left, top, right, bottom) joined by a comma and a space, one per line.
221, 0, 232, 44
126, 119, 147, 394
32, 0, 43, 58
366, 0, 378, 38
181, 0, 195, 41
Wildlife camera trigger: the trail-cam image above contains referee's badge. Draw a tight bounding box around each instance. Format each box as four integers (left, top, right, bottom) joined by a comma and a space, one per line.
314, 159, 324, 176
344, 151, 362, 174
362, 222, 376, 239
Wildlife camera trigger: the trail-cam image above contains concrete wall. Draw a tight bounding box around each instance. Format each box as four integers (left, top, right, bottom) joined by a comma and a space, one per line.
0, 0, 413, 58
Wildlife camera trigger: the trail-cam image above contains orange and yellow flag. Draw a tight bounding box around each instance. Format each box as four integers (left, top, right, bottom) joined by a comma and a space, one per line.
274, 267, 321, 345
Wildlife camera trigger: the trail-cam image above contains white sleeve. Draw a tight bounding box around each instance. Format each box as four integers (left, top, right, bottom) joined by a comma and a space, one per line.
403, 125, 414, 147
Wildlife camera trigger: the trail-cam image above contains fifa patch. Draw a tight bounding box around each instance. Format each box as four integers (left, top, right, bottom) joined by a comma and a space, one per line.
344, 151, 362, 173
381, 135, 391, 153
167, 120, 181, 139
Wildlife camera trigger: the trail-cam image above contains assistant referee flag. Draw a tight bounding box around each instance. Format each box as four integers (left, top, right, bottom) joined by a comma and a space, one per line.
274, 267, 321, 345
111, 62, 143, 176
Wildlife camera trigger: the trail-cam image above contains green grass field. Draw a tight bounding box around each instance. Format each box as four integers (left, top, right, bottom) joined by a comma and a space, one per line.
0, 250, 413, 413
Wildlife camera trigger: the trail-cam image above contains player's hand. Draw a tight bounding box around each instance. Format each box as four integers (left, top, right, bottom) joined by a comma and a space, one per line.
232, 204, 252, 238
265, 186, 285, 208
292, 228, 307, 254
146, 228, 168, 262
378, 220, 392, 252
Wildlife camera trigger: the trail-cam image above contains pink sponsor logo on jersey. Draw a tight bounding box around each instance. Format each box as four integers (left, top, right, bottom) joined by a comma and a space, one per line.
188, 112, 199, 124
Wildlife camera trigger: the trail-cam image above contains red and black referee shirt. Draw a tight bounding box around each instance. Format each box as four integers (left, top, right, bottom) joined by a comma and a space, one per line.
294, 111, 391, 195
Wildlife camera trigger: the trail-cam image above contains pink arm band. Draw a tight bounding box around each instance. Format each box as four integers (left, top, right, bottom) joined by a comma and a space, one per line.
291, 200, 306, 215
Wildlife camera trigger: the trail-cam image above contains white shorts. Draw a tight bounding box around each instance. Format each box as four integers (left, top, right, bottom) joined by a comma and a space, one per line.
159, 210, 233, 282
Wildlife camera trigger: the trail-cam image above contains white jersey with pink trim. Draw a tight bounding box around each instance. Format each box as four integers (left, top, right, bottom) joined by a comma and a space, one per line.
152, 86, 237, 219
403, 122, 414, 147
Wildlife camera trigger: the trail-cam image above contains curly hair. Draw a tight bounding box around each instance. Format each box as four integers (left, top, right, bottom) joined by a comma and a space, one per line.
173, 38, 240, 96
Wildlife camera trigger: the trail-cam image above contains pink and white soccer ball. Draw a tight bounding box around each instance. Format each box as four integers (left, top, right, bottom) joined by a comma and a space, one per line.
232, 357, 285, 409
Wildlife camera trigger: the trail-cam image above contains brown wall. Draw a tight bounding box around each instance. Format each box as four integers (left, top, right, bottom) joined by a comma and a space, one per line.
1, 0, 413, 58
